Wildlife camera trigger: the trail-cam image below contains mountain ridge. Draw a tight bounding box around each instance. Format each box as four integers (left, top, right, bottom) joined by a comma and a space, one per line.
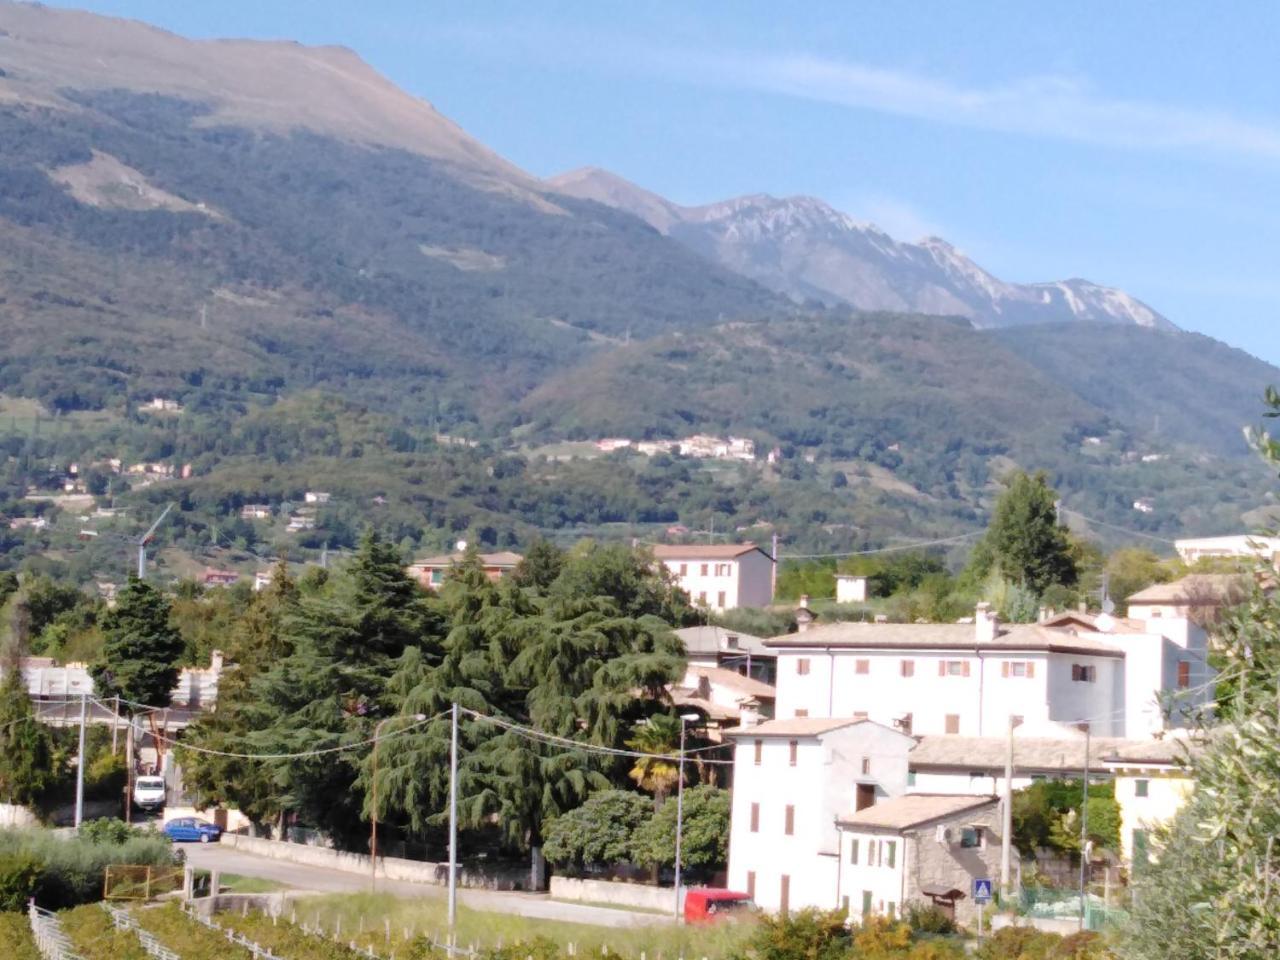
546, 166, 1173, 332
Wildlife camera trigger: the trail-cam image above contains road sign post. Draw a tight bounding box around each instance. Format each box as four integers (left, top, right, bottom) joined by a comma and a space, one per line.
973, 877, 993, 942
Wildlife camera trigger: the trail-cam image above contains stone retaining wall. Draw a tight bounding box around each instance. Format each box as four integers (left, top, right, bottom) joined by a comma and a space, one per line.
220, 834, 533, 890
549, 876, 678, 913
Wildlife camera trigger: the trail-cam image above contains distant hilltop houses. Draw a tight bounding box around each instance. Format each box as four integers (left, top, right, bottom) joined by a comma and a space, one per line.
595, 434, 756, 461
138, 396, 183, 415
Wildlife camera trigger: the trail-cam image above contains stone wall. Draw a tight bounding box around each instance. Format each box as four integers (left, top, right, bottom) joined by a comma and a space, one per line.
903, 803, 1005, 928
220, 834, 533, 890
549, 877, 677, 913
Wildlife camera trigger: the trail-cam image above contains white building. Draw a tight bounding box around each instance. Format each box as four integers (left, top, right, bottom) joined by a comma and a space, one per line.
835, 575, 869, 605
673, 667, 776, 734
766, 602, 1212, 739
836, 794, 1003, 926
303, 491, 332, 504
674, 625, 775, 684
725, 718, 914, 913
652, 544, 775, 611
1174, 535, 1280, 566
1125, 573, 1250, 624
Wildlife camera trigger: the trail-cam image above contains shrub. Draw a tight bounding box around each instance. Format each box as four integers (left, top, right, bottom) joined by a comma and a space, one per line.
77, 818, 136, 846
745, 908, 850, 960
0, 853, 41, 911
904, 903, 957, 936
0, 826, 177, 909
542, 790, 652, 870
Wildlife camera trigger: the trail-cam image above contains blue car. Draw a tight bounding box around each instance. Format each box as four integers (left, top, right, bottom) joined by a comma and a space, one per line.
163, 817, 222, 843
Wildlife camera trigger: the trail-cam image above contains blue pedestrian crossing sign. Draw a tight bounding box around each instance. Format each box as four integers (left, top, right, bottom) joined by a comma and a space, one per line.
972, 878, 993, 903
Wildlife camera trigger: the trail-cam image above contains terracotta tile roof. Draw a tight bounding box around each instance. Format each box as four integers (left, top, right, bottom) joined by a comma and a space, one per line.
687, 666, 776, 700
909, 735, 1135, 771
1100, 732, 1208, 767
766, 622, 1125, 658
652, 543, 771, 560
675, 625, 773, 658
1126, 574, 1251, 606
724, 717, 868, 738
410, 551, 524, 569
670, 693, 740, 722
838, 794, 998, 831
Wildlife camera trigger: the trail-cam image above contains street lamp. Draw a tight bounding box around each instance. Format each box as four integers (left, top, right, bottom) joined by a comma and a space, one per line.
673, 712, 701, 920
370, 713, 427, 890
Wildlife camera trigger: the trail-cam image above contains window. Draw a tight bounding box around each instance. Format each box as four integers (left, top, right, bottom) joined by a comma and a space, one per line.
868, 840, 877, 864
907, 770, 917, 787
784, 805, 795, 836
789, 740, 798, 765
841, 895, 850, 917
796, 658, 811, 676
726, 635, 739, 649
861, 890, 872, 918
960, 827, 983, 849
700, 564, 709, 576
780, 876, 791, 916
715, 563, 732, 576
753, 740, 762, 766
1135, 779, 1150, 798
900, 659, 914, 678
679, 563, 688, 576
855, 659, 870, 675
717, 591, 727, 608
750, 803, 759, 832
939, 660, 969, 677
849, 838, 860, 864
746, 871, 756, 900
1177, 661, 1191, 689
698, 591, 707, 604
885, 840, 896, 868
887, 902, 896, 919
794, 709, 809, 718
945, 714, 960, 735
1003, 661, 1034, 678
430, 569, 444, 585
853, 711, 868, 720
861, 757, 871, 776
1072, 664, 1097, 683
1030, 774, 1047, 783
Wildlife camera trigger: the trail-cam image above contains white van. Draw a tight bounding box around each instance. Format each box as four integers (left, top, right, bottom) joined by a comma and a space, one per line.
132, 776, 166, 811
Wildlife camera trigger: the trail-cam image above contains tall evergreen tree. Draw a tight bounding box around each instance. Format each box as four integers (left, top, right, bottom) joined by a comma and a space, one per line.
249, 534, 443, 848
0, 594, 57, 806
967, 470, 1078, 596
90, 578, 184, 711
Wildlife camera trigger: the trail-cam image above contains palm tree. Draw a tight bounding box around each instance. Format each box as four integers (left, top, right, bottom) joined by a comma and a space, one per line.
626, 715, 683, 808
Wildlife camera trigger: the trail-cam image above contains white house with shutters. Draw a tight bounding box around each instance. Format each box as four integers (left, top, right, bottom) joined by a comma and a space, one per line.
724, 718, 914, 914
652, 543, 775, 611
766, 603, 1212, 739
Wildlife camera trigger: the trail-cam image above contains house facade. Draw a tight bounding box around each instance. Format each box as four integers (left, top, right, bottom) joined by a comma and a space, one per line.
674, 625, 775, 685
1101, 736, 1199, 868
725, 718, 914, 914
652, 544, 775, 611
906, 734, 1130, 796
766, 603, 1211, 739
1174, 535, 1280, 566
407, 551, 523, 590
836, 795, 1003, 926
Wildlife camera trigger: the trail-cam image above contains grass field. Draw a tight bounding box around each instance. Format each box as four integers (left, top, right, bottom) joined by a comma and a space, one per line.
220, 872, 289, 893
0, 913, 41, 960
271, 893, 756, 959
0, 393, 123, 435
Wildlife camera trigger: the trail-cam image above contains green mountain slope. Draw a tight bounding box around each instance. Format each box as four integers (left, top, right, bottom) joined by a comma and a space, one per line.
992, 324, 1279, 456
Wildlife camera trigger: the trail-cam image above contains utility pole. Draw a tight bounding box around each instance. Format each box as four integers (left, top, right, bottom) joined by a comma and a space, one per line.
1000, 715, 1020, 896
111, 697, 120, 754
1078, 727, 1091, 930
124, 720, 134, 824
73, 693, 87, 828
447, 702, 459, 948
673, 713, 699, 920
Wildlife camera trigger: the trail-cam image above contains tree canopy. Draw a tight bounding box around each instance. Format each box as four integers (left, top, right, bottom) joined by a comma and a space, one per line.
967, 470, 1078, 596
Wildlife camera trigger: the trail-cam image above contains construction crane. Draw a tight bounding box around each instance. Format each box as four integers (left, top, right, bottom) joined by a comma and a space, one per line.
135, 503, 173, 579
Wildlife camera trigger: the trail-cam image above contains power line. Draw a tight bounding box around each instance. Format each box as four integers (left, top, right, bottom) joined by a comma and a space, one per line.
1059, 508, 1178, 546
782, 531, 983, 561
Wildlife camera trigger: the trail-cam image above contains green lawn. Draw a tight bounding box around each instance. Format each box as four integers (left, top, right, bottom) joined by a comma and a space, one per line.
279, 892, 755, 959
219, 873, 288, 893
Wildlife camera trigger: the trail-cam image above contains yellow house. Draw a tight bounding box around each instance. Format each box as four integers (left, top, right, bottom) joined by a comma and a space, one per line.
1101, 736, 1199, 867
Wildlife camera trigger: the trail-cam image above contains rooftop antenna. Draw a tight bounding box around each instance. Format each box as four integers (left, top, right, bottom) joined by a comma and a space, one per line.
1100, 573, 1116, 615
135, 503, 173, 579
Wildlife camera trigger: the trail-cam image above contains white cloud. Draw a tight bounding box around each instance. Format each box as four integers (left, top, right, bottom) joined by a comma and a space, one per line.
849, 194, 945, 243
698, 52, 1280, 161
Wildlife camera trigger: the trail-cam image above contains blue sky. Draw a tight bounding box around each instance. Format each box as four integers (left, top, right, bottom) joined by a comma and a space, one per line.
51, 1, 1280, 366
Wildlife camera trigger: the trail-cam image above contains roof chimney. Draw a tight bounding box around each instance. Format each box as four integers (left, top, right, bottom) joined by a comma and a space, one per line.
795, 600, 817, 633
799, 594, 810, 609
975, 602, 999, 645
1037, 606, 1048, 624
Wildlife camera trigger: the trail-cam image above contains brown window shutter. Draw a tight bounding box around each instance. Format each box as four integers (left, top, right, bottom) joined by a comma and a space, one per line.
938, 660, 946, 677
1026, 661, 1035, 678
750, 803, 759, 832
1001, 662, 1009, 678
962, 661, 971, 677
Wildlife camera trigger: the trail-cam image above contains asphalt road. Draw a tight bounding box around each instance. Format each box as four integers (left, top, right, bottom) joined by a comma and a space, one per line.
180, 843, 671, 928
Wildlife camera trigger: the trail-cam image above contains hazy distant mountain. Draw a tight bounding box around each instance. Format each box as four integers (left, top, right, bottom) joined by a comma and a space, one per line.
547, 167, 1173, 331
